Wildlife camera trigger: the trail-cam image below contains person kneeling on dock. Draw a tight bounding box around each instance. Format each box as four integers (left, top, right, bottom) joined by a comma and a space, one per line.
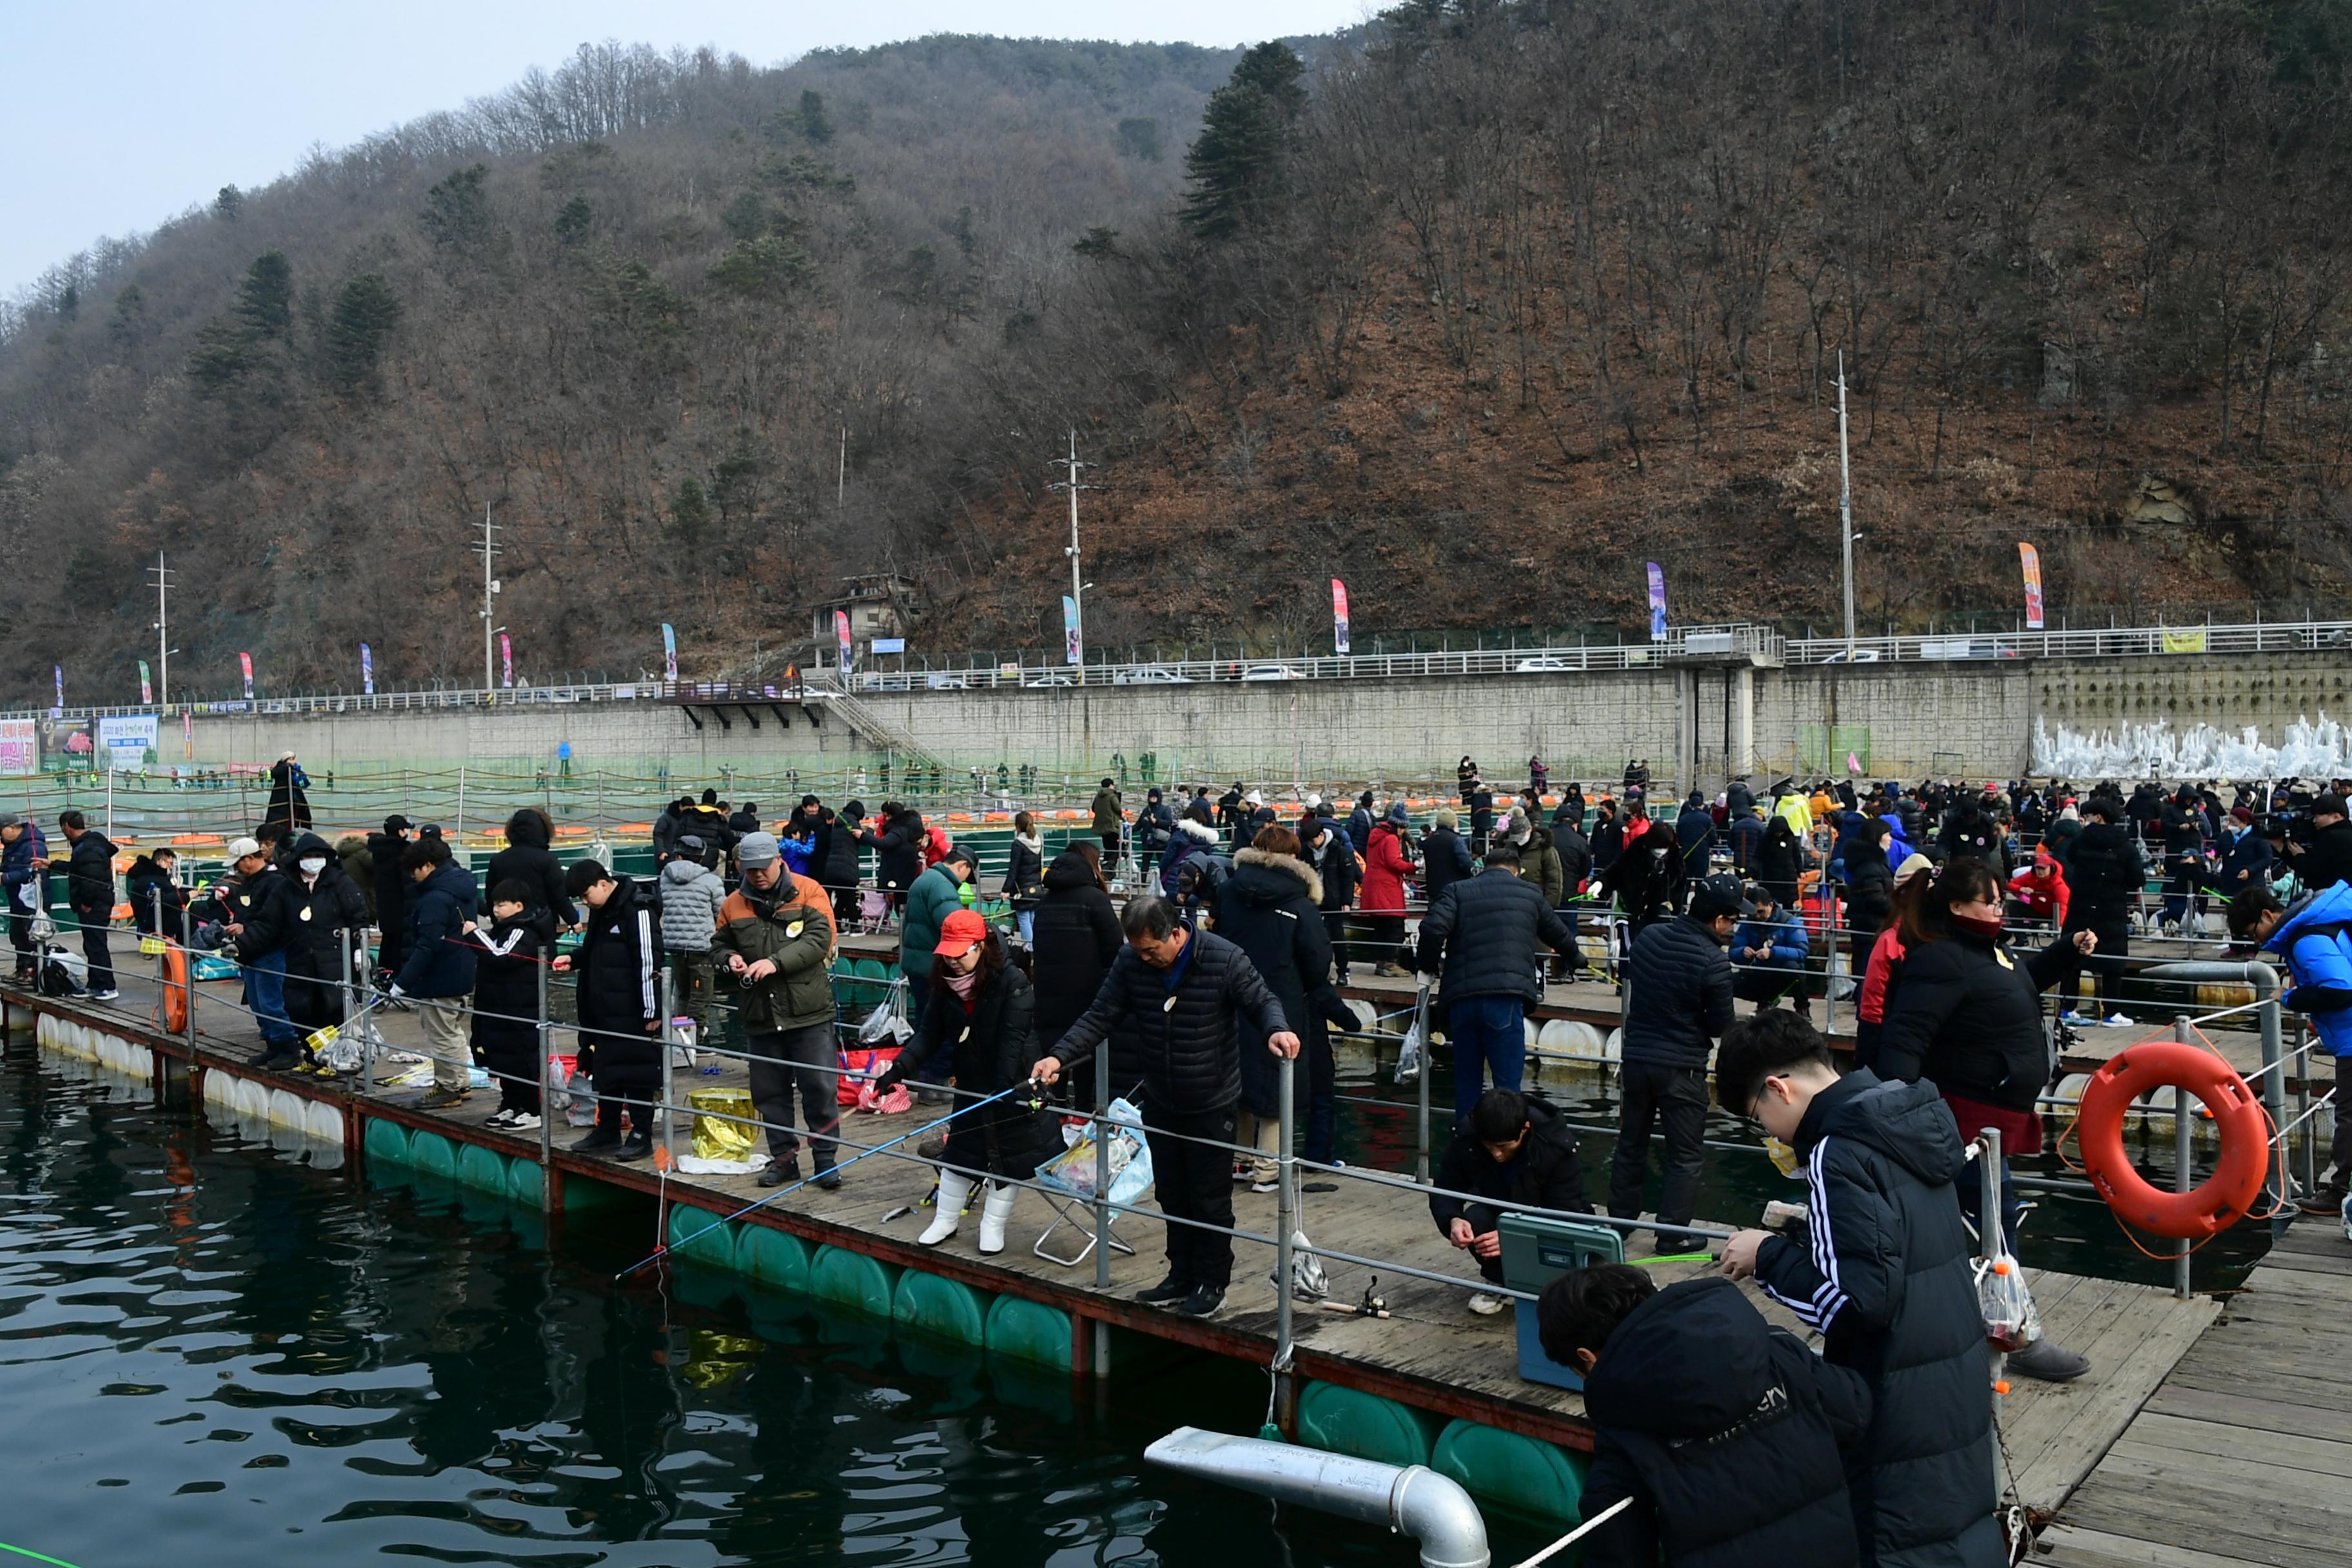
713, 833, 842, 1190
1033, 894, 1297, 1319
1429, 1088, 1590, 1317
1538, 1264, 1871, 1568
1714, 1010, 2006, 1568
877, 909, 1060, 1251
562, 859, 664, 1162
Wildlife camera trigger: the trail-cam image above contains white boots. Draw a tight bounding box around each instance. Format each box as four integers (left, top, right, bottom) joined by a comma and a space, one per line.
919, 1170, 1018, 1253
978, 1182, 1018, 1255
921, 1170, 974, 1246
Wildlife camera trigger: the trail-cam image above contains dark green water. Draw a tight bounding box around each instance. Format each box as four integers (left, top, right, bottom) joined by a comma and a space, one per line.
0, 1042, 1560, 1568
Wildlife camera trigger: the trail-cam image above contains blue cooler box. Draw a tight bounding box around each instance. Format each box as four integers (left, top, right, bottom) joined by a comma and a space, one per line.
1497, 1211, 1625, 1391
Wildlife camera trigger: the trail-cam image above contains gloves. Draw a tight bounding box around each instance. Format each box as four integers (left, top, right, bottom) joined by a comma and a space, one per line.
870, 1061, 906, 1095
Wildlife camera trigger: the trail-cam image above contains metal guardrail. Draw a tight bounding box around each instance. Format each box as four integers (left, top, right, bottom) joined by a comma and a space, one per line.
10, 617, 2350, 723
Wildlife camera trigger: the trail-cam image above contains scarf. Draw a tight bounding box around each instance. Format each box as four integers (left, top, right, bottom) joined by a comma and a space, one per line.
945, 968, 981, 1010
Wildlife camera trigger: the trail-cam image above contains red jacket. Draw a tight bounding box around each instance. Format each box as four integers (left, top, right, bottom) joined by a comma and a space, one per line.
2008, 845, 2070, 926
1361, 822, 1411, 916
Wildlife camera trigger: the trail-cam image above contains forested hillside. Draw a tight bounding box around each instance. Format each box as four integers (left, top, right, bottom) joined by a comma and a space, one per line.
5, 3, 2352, 702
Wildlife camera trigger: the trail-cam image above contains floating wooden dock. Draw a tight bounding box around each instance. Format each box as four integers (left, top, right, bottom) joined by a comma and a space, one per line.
2038, 1220, 2352, 1567
0, 966, 2265, 1534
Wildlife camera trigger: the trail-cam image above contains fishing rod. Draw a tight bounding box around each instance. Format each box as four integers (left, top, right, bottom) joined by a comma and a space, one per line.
612, 1077, 1040, 1280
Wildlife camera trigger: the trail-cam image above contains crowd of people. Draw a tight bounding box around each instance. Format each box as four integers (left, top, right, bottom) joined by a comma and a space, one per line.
10, 747, 2352, 1561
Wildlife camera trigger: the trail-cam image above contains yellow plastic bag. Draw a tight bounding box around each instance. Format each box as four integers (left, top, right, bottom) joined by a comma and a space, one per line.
689, 1088, 757, 1161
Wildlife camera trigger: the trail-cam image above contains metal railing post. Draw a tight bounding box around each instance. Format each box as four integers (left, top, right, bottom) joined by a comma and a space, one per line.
536, 952, 553, 1189
2171, 1014, 2194, 1300
1093, 1038, 1112, 1291
660, 966, 677, 1157
1413, 982, 1433, 1185
1276, 1050, 1296, 1377
2254, 968, 2289, 1223
1978, 1126, 2002, 1263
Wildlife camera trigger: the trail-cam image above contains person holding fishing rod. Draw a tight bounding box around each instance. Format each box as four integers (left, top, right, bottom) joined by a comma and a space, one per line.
1031, 894, 1298, 1320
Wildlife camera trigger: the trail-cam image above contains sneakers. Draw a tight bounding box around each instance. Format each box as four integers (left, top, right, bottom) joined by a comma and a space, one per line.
2102, 1012, 2134, 1027
1135, 1274, 1190, 1305
2006, 1338, 2091, 1382
571, 1128, 622, 1153
505, 1111, 542, 1132
613, 1137, 654, 1163
1177, 1284, 1228, 1317
419, 1086, 471, 1110
1250, 1178, 1280, 1195
485, 1108, 517, 1129
2060, 1010, 2091, 1026
88, 988, 120, 1002
1467, 1291, 1509, 1317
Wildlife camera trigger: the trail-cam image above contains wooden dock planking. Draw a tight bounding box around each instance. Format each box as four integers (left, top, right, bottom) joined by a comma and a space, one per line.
2044, 1217, 2352, 1567
6, 969, 2241, 1520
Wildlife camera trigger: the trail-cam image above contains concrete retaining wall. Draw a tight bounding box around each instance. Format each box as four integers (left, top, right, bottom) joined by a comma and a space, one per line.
169, 652, 2352, 789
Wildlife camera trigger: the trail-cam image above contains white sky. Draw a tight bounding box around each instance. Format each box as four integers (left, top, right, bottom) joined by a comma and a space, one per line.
1, 0, 1374, 297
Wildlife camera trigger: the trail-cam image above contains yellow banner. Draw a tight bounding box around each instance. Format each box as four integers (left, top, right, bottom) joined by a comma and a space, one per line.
2161, 628, 2208, 654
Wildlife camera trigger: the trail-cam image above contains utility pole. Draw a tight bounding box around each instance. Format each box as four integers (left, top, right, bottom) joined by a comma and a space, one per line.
148, 553, 173, 706
476, 502, 502, 694
838, 426, 847, 510
1050, 431, 1092, 685
1837, 351, 1856, 654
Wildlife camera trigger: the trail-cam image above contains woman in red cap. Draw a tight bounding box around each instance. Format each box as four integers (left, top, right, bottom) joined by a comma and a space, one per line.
877, 909, 1060, 1253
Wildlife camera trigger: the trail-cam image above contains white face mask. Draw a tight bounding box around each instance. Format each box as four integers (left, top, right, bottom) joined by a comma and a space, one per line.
299, 857, 327, 876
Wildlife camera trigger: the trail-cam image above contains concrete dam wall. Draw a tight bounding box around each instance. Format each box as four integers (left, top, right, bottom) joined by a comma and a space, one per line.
163, 652, 2352, 790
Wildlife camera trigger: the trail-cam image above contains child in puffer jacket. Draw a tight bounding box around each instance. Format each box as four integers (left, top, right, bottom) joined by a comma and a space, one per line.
659, 837, 728, 1041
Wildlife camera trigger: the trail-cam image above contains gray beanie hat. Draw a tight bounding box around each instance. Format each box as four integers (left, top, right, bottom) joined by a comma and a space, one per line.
736, 831, 781, 869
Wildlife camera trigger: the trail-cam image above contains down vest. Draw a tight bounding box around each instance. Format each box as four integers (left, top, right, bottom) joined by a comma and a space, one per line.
1755, 1070, 2004, 1568
1046, 928, 1289, 1114
658, 858, 727, 953
1415, 867, 1574, 1012
1620, 914, 1735, 1069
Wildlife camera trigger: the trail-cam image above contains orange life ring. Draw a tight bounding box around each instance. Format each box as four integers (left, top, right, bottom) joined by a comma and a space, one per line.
160, 944, 191, 1035
2079, 1042, 2268, 1239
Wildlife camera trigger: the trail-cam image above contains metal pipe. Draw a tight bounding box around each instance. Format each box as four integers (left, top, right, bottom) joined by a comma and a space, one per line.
1413, 981, 1433, 1185
1979, 1126, 2002, 1264
1143, 1427, 1489, 1568
1277, 1051, 1296, 1378
1093, 1035, 1111, 1293
2173, 1013, 2195, 1301
2143, 961, 2286, 1219
660, 966, 677, 1157
536, 945, 554, 1188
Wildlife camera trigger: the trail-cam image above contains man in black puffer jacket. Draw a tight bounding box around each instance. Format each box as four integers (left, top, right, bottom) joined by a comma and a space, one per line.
1719, 1014, 2004, 1568
812, 801, 866, 925
861, 802, 925, 910
1541, 1268, 1870, 1568
2059, 798, 2142, 1022
1414, 843, 1578, 1123
1430, 1088, 1590, 1312
563, 859, 664, 1160
366, 816, 415, 978
1609, 874, 1741, 1238
1035, 895, 1295, 1319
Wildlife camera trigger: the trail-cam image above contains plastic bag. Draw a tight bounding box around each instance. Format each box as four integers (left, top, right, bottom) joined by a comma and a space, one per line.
1394, 1022, 1423, 1085
858, 983, 914, 1045
854, 1079, 914, 1116
689, 1088, 758, 1161
1035, 1097, 1153, 1212
1975, 1255, 2043, 1352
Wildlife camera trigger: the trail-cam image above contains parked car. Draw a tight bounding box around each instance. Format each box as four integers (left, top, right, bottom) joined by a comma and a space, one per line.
1514, 656, 1574, 672
926, 674, 971, 690
1820, 647, 1884, 663
1113, 666, 1195, 685
1240, 664, 1307, 681
1024, 674, 1076, 689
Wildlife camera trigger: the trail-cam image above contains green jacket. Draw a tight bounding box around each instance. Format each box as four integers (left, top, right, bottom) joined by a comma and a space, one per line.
1091, 788, 1123, 836
901, 863, 966, 983
710, 885, 834, 1034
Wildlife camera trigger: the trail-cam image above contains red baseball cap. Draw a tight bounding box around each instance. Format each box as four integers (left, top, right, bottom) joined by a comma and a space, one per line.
934, 908, 988, 959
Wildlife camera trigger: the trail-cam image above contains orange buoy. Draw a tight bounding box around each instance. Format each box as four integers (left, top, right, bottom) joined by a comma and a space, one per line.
2079, 1042, 2268, 1239
160, 943, 191, 1034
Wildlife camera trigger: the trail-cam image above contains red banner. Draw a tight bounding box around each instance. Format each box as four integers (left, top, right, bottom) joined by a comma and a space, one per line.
1331, 579, 1351, 655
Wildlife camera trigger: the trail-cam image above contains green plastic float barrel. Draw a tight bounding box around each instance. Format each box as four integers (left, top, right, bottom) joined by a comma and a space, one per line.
1297, 1382, 1440, 1469
983, 1295, 1073, 1375
362, 1117, 411, 1168
810, 1244, 898, 1316
1431, 1419, 1586, 1524
506, 1157, 544, 1207
892, 1269, 991, 1344
457, 1142, 507, 1194
739, 1225, 810, 1294
407, 1129, 457, 1179
665, 1205, 739, 1270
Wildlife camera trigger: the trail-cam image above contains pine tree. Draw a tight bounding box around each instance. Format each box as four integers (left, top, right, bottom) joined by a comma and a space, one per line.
327, 273, 402, 396
798, 89, 834, 144
1179, 43, 1305, 241
235, 252, 294, 340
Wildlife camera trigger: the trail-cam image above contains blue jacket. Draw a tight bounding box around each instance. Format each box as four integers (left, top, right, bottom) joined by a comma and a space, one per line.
2269, 883, 2352, 1060
393, 860, 480, 999
1732, 907, 1810, 970
2210, 825, 2273, 894
1346, 806, 1373, 856
1, 823, 46, 897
